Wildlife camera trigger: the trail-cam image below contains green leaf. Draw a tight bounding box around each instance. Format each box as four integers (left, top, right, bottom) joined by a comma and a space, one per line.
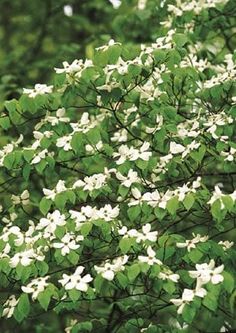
5, 99, 21, 124
116, 272, 129, 289
36, 261, 49, 276
17, 293, 30, 320
3, 153, 15, 170
203, 292, 218, 311
183, 193, 195, 210
119, 238, 132, 254
68, 289, 81, 302
182, 304, 196, 323
163, 281, 175, 294
127, 264, 140, 281
173, 33, 188, 47
0, 116, 10, 129
187, 249, 203, 263
222, 271, 234, 293
127, 206, 141, 222
39, 197, 52, 215
80, 222, 93, 236
221, 196, 234, 212
68, 251, 79, 265
37, 289, 52, 311
166, 196, 179, 215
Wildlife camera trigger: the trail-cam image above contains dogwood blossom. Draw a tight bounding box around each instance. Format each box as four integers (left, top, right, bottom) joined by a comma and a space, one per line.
36, 210, 66, 238
170, 288, 207, 314
176, 233, 208, 252
53, 233, 83, 256
11, 190, 30, 206
73, 173, 107, 191
94, 255, 129, 281
43, 180, 67, 200
218, 240, 234, 251
138, 246, 162, 266
188, 259, 224, 286
46, 108, 70, 126
2, 295, 19, 318
113, 142, 152, 165
59, 266, 93, 291
23, 84, 53, 98
116, 169, 140, 187
136, 224, 158, 243
159, 270, 180, 283
22, 276, 49, 300
9, 248, 45, 267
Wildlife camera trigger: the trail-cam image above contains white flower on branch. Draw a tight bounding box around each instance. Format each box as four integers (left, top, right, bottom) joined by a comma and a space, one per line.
23, 84, 53, 98
22, 276, 49, 300
94, 255, 129, 281
59, 266, 93, 291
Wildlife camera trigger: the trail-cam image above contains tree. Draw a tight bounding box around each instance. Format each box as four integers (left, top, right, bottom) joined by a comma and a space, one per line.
0, 0, 235, 332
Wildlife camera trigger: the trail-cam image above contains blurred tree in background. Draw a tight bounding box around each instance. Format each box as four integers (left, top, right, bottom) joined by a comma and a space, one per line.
1, 0, 234, 106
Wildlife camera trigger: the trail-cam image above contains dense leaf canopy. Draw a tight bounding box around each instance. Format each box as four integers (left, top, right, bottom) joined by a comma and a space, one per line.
0, 1, 235, 332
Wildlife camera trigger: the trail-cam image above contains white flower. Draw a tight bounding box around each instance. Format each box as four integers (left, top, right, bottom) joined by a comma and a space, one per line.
54, 59, 93, 82
22, 276, 49, 300
133, 142, 152, 161
43, 180, 67, 200
2, 295, 19, 318
169, 142, 185, 154
128, 187, 142, 206
31, 149, 49, 165
65, 319, 78, 333
207, 186, 236, 210
113, 142, 151, 165
73, 173, 107, 191
111, 129, 128, 142
108, 0, 121, 9
36, 210, 66, 238
0, 243, 11, 259
46, 108, 70, 126
189, 259, 224, 286
118, 226, 139, 238
182, 141, 200, 158
85, 141, 103, 153
136, 224, 158, 243
116, 169, 140, 187
176, 233, 208, 252
63, 4, 73, 16
138, 246, 162, 266
23, 84, 53, 98
11, 190, 30, 206
96, 39, 121, 51
159, 270, 180, 283
53, 233, 83, 256
56, 135, 72, 151
170, 288, 207, 314
218, 240, 234, 251
138, 0, 147, 10
113, 145, 132, 165
94, 255, 129, 281
59, 266, 93, 291
9, 248, 44, 267
98, 204, 120, 221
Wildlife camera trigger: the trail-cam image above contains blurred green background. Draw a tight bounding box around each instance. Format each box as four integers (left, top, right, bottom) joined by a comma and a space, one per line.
0, 0, 167, 109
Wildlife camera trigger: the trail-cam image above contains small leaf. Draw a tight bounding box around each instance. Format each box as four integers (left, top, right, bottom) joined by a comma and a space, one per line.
39, 197, 52, 215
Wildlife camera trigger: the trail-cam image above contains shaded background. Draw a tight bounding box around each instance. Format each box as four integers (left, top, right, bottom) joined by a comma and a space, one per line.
0, 0, 235, 108
0, 0, 169, 109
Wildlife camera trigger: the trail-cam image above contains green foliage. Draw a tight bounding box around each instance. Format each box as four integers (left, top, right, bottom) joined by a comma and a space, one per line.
0, 0, 235, 333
